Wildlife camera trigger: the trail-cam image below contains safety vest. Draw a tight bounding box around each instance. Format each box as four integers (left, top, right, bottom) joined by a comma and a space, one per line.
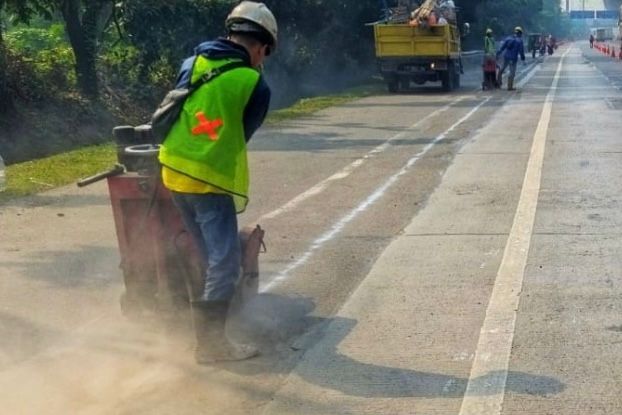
159, 56, 261, 213
484, 36, 496, 56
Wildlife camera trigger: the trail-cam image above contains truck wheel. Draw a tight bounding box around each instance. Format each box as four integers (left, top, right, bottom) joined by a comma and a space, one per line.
453, 70, 461, 89
441, 70, 453, 92
442, 61, 457, 92
387, 78, 399, 93
399, 77, 410, 91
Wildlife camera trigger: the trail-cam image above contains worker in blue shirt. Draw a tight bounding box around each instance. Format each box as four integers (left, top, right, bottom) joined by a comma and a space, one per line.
497, 26, 525, 91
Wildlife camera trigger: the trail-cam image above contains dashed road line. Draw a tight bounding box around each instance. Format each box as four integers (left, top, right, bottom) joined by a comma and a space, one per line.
261, 96, 492, 292
257, 96, 467, 222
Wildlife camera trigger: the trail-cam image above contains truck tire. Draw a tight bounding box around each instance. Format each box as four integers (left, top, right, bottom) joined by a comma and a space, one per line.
387, 78, 399, 93
399, 77, 410, 91
453, 68, 461, 89
441, 69, 453, 92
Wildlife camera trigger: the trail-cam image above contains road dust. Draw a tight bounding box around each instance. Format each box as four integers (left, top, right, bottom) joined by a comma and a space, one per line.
0, 287, 311, 414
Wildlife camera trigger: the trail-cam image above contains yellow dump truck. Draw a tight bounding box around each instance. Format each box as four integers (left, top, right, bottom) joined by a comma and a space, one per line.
373, 23, 463, 92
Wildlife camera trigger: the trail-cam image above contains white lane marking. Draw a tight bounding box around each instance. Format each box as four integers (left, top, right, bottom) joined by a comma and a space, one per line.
458, 48, 570, 415
260, 97, 492, 292
528, 85, 612, 90
516, 63, 540, 88
257, 97, 467, 222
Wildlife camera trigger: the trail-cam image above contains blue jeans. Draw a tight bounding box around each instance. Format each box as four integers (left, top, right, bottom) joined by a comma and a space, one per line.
171, 192, 240, 301
499, 59, 518, 85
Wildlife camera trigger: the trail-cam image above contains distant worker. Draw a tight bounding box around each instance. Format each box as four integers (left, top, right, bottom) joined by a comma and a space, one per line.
483, 28, 498, 90
539, 34, 546, 56
590, 33, 595, 48
427, 10, 437, 26
158, 1, 277, 364
497, 26, 525, 91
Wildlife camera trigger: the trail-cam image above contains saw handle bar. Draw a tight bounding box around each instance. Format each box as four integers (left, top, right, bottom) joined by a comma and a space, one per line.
77, 164, 125, 187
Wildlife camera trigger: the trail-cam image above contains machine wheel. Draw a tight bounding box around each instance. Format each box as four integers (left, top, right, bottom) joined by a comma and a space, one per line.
120, 292, 147, 319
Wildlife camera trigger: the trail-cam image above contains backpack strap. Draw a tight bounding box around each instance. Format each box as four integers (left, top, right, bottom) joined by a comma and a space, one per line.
189, 61, 250, 94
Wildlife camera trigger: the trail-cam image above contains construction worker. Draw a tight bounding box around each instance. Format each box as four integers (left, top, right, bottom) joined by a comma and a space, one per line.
484, 28, 496, 56
483, 28, 498, 90
158, 1, 277, 364
497, 26, 525, 91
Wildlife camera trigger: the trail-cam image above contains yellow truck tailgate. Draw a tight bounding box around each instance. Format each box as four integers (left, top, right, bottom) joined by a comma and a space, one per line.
374, 24, 460, 58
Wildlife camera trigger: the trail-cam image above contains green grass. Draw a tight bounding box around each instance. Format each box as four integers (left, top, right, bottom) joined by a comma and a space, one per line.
0, 144, 116, 203
0, 83, 384, 202
265, 83, 385, 125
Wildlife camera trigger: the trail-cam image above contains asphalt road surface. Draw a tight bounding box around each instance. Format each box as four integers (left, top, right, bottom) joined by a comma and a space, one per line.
1, 42, 621, 414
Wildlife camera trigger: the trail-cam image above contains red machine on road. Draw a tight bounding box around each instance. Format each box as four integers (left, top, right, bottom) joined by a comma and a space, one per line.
78, 125, 264, 319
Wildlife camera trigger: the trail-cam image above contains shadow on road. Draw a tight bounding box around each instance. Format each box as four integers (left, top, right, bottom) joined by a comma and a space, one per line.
225, 296, 566, 399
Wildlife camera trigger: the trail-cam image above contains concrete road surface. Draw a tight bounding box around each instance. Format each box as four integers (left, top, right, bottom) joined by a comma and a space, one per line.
1, 43, 621, 414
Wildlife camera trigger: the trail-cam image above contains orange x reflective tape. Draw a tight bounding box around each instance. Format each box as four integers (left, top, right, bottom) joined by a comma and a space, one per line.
191, 112, 224, 141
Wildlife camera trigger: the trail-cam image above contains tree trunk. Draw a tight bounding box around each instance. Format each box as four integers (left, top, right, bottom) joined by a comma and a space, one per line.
0, 20, 15, 115
61, 0, 107, 99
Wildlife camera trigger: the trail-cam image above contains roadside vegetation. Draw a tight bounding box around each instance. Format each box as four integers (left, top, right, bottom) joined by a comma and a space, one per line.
0, 0, 570, 169
0, 83, 385, 203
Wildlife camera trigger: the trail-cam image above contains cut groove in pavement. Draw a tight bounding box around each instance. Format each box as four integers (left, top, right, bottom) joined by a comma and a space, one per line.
261, 96, 492, 293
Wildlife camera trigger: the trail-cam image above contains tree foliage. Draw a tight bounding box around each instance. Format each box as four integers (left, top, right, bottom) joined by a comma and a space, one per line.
114, 0, 380, 106
459, 0, 569, 44
0, 0, 571, 112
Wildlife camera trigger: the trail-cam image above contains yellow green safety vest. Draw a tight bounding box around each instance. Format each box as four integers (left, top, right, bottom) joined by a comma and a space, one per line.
159, 56, 261, 213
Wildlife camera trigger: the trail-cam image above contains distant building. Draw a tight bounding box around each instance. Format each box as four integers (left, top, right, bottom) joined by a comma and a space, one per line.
565, 0, 621, 20
564, 1, 620, 12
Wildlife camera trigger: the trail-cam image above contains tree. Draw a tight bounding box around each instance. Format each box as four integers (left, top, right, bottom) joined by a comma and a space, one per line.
0, 0, 51, 113
3, 0, 112, 99
57, 0, 112, 98
0, 8, 13, 114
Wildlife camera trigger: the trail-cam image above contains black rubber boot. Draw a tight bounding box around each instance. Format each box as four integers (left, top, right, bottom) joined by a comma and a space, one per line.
191, 300, 258, 364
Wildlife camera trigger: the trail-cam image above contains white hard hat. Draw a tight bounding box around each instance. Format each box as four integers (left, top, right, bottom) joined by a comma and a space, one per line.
226, 1, 278, 49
